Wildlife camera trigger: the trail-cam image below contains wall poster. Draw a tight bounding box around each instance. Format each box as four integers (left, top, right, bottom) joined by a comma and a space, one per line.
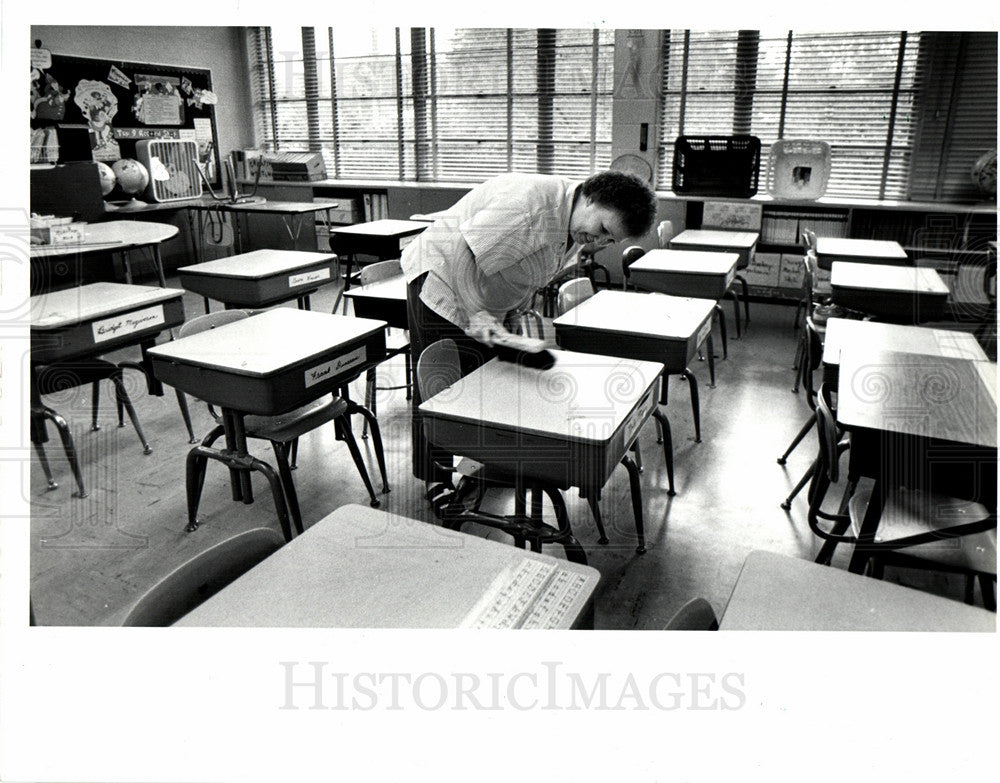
30, 49, 222, 187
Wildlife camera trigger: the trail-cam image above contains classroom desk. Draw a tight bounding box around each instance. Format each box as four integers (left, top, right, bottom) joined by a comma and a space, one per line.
628, 248, 738, 300
814, 236, 909, 271
341, 274, 408, 329
830, 261, 950, 323
30, 220, 178, 290
148, 308, 388, 541
419, 349, 666, 555
30, 282, 188, 495
719, 550, 995, 631
187, 198, 340, 257
836, 347, 997, 573
821, 317, 988, 388
668, 229, 759, 270
177, 249, 339, 311
174, 504, 601, 629
552, 289, 714, 442
327, 219, 428, 311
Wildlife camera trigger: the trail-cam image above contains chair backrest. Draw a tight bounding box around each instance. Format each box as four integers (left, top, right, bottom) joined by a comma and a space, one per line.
120, 527, 285, 626
621, 245, 647, 290
556, 277, 595, 316
178, 308, 250, 339
361, 258, 404, 286
416, 338, 462, 401
801, 318, 824, 407
663, 597, 719, 630
656, 220, 675, 249
813, 383, 841, 486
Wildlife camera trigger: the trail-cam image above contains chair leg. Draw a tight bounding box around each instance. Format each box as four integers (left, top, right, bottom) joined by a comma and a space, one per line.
34, 405, 88, 498
780, 457, 816, 511
347, 402, 391, 493
540, 486, 587, 565
681, 368, 701, 443
362, 367, 376, 439
714, 304, 728, 359
404, 349, 413, 401
175, 390, 198, 444
335, 416, 381, 507
271, 441, 305, 535
110, 370, 152, 455
652, 408, 675, 496
777, 412, 816, 465
584, 493, 610, 545
979, 575, 996, 611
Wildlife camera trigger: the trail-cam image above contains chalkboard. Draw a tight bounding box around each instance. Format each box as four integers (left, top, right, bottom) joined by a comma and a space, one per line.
30, 49, 222, 187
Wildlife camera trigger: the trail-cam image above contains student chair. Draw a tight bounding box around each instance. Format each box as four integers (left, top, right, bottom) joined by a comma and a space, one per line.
663, 597, 720, 630
807, 383, 996, 606
555, 276, 596, 315
179, 310, 389, 540
31, 359, 152, 498
417, 338, 590, 562
778, 318, 825, 510
120, 527, 285, 626
357, 259, 412, 439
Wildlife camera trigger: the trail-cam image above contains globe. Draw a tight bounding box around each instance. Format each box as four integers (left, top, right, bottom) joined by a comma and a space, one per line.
95, 161, 116, 196
111, 158, 150, 196
971, 149, 997, 200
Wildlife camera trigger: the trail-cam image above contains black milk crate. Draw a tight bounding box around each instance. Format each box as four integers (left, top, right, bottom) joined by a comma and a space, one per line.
672, 135, 762, 198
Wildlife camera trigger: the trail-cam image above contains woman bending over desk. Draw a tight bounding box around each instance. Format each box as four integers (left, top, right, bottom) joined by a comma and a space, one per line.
401, 170, 658, 486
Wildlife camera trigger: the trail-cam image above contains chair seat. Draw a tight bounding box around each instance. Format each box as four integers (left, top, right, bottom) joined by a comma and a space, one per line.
243, 397, 350, 444
849, 482, 992, 545
901, 529, 997, 574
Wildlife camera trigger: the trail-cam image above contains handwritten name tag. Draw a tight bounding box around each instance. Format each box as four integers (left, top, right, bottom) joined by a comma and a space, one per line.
304, 346, 367, 388
288, 268, 331, 288
696, 317, 712, 348
622, 388, 655, 445
92, 305, 165, 343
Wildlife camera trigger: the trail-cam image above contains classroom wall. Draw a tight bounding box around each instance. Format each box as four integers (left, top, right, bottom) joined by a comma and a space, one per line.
30, 25, 254, 157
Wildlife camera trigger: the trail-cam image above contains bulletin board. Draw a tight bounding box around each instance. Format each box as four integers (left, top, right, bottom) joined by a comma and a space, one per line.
29, 48, 222, 187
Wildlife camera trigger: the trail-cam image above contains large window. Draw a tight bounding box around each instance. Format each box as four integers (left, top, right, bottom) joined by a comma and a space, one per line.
248, 26, 614, 182
655, 30, 998, 202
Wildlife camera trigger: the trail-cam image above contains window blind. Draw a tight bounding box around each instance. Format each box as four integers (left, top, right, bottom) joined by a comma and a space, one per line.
657, 30, 926, 200
247, 26, 614, 182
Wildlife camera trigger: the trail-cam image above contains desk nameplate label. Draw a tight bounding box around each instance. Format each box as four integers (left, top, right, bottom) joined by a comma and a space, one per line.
622, 387, 656, 446
92, 304, 165, 344
305, 346, 367, 388
288, 268, 331, 288
696, 316, 712, 349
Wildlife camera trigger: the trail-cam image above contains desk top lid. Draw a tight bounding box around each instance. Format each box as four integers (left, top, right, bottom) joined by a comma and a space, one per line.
721, 550, 996, 631
836, 348, 997, 448
342, 274, 407, 300
553, 289, 715, 338
148, 308, 386, 377
815, 236, 908, 260
822, 318, 987, 366
831, 262, 949, 293
31, 282, 184, 329
631, 248, 740, 274
419, 348, 664, 442
329, 219, 428, 237
174, 504, 599, 628
670, 228, 759, 248
178, 249, 337, 279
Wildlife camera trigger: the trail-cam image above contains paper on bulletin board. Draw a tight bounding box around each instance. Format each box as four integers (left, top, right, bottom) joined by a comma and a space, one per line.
193, 118, 217, 180
702, 201, 763, 231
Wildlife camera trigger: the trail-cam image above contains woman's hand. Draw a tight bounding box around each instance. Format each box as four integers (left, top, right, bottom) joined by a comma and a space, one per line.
464, 310, 506, 344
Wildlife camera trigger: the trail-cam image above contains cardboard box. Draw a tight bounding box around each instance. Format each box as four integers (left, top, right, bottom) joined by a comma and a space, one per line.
30, 221, 86, 245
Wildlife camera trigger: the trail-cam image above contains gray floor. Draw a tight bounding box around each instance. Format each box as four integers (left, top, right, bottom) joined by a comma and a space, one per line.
28, 279, 982, 627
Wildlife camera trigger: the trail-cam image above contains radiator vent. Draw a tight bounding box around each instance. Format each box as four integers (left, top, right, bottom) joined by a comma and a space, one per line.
135, 139, 203, 202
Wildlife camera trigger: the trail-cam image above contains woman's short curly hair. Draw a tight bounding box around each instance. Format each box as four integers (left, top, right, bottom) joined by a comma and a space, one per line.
581, 170, 658, 238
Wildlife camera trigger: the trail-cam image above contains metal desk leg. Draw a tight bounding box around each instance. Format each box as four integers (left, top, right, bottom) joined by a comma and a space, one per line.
847, 477, 885, 573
